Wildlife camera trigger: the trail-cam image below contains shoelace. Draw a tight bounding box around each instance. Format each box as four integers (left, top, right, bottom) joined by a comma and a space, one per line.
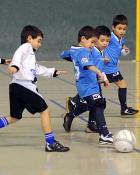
54, 142, 64, 149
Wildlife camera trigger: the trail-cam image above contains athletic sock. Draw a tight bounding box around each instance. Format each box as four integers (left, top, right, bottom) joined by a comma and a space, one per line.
118, 88, 127, 111
0, 117, 9, 128
45, 132, 55, 145
99, 125, 109, 136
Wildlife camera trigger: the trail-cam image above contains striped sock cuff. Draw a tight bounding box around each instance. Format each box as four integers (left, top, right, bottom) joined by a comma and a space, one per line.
0, 117, 9, 128
45, 132, 55, 144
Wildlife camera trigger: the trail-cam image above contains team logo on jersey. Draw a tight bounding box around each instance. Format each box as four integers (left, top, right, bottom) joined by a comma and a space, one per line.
81, 57, 88, 64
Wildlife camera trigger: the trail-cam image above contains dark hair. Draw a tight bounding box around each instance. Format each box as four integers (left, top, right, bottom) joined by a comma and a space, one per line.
21, 25, 44, 44
78, 25, 96, 42
95, 25, 111, 38
112, 14, 128, 27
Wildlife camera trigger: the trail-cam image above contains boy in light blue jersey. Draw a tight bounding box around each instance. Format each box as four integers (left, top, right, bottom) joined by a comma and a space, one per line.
61, 26, 113, 144
66, 14, 138, 120
103, 14, 138, 116
61, 26, 111, 133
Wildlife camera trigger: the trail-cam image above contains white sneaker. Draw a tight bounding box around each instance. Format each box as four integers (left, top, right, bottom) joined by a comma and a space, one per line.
99, 133, 113, 145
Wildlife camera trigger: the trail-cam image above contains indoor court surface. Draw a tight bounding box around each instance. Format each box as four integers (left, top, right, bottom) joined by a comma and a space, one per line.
0, 61, 140, 175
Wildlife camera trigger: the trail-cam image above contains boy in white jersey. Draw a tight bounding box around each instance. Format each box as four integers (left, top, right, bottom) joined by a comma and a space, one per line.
0, 25, 69, 152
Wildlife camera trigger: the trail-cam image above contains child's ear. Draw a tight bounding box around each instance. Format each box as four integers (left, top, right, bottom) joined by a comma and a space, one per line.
27, 35, 32, 42
112, 25, 115, 31
81, 36, 86, 42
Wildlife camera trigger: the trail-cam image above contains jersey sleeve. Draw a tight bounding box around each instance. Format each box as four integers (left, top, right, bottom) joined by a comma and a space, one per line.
35, 64, 55, 78
60, 50, 72, 62
10, 44, 30, 69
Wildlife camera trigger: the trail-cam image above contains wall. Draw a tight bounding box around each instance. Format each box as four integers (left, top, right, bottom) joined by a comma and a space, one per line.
0, 0, 135, 60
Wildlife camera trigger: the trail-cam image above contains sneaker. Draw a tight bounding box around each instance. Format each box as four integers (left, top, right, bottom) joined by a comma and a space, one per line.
66, 97, 76, 113
99, 133, 113, 145
45, 140, 70, 152
121, 107, 139, 115
63, 113, 73, 132
128, 107, 139, 113
85, 123, 98, 133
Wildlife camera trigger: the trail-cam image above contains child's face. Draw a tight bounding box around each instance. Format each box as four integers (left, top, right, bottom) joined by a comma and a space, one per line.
112, 24, 127, 39
27, 35, 43, 50
95, 35, 110, 51
80, 36, 97, 49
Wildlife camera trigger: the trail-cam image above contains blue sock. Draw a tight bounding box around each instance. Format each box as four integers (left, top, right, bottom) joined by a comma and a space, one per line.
45, 132, 55, 145
0, 117, 9, 128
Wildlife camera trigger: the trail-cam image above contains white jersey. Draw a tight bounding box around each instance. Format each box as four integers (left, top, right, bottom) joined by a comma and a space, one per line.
10, 43, 55, 95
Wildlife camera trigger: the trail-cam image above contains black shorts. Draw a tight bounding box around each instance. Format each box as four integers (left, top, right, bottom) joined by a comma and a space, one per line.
106, 71, 123, 83
9, 83, 48, 119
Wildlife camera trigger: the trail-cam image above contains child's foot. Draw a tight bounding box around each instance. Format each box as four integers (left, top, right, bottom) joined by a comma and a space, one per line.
99, 133, 113, 145
63, 113, 73, 132
45, 140, 70, 152
66, 97, 76, 112
121, 107, 139, 116
85, 123, 98, 133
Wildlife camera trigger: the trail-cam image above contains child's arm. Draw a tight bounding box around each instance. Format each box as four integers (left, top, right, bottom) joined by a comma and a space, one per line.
7, 66, 18, 74
36, 64, 66, 78
0, 58, 11, 65
86, 65, 104, 82
60, 50, 72, 62
121, 45, 130, 56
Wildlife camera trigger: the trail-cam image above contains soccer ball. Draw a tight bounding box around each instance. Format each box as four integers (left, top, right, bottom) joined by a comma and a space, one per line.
114, 129, 136, 153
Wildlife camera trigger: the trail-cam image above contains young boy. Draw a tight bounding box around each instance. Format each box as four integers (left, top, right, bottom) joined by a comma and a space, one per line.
66, 14, 138, 119
0, 25, 69, 152
103, 14, 138, 116
61, 25, 113, 144
61, 25, 111, 133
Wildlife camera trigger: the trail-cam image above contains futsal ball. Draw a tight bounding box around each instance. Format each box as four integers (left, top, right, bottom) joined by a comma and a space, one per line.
114, 129, 136, 153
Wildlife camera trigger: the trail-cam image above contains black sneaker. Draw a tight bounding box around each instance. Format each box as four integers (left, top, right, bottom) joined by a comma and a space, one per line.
121, 107, 139, 116
66, 97, 76, 113
99, 133, 113, 145
63, 113, 73, 132
45, 140, 70, 152
85, 123, 98, 133
128, 107, 139, 113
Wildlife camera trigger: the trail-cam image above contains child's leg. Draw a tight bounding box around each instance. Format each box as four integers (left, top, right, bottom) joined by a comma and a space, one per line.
114, 79, 127, 111
84, 95, 113, 144
40, 108, 69, 152
66, 94, 81, 112
0, 116, 18, 128
63, 98, 88, 132
85, 110, 98, 133
40, 108, 52, 133
114, 79, 139, 115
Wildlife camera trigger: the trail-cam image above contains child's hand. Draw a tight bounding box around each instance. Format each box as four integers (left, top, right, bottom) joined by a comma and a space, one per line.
104, 57, 109, 63
103, 79, 109, 88
56, 70, 67, 75
4, 58, 11, 65
121, 46, 130, 56
98, 73, 104, 82
7, 66, 17, 74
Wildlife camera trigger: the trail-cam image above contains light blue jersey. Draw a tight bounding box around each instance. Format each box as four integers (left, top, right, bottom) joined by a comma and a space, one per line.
91, 47, 105, 71
103, 32, 125, 74
61, 46, 100, 98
